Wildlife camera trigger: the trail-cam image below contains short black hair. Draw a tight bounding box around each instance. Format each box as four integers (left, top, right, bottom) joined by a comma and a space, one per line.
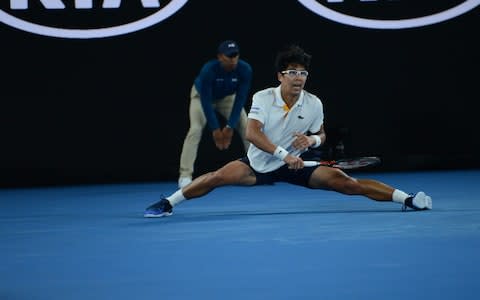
274, 44, 312, 73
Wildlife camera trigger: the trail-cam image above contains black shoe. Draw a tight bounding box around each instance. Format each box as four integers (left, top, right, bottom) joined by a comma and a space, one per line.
144, 198, 173, 218
402, 191, 432, 211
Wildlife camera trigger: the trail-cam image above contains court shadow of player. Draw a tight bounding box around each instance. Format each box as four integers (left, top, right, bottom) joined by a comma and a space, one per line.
132, 208, 403, 226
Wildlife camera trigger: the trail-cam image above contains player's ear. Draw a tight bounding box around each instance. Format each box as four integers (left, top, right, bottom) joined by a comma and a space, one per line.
277, 72, 283, 82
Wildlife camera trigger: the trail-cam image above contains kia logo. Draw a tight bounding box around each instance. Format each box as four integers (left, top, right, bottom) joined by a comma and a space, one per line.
297, 0, 480, 29
0, 0, 188, 38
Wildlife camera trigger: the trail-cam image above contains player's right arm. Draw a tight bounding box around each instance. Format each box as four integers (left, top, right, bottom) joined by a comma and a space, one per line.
245, 118, 275, 154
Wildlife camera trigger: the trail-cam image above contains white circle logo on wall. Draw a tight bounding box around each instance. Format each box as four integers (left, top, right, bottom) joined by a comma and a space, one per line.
297, 0, 480, 29
0, 0, 189, 39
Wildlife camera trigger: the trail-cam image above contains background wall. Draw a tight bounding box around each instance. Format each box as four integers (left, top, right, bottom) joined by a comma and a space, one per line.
1, 0, 479, 187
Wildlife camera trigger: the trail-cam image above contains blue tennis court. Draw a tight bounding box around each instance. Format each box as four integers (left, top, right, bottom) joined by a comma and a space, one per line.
1, 169, 479, 300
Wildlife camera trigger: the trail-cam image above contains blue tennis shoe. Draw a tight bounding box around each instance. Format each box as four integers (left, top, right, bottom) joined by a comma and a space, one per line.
144, 198, 173, 218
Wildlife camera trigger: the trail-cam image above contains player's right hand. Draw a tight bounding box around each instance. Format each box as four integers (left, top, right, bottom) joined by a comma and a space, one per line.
284, 155, 304, 170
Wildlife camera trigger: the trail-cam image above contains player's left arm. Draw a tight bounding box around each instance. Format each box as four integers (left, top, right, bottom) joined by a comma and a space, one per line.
292, 96, 326, 150
292, 125, 325, 150
310, 125, 326, 148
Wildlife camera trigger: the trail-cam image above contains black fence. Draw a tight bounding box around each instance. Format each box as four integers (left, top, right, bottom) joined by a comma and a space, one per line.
1, 0, 479, 187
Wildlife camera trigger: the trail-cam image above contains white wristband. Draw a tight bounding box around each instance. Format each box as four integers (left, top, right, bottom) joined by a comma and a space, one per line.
273, 146, 289, 161
311, 135, 321, 148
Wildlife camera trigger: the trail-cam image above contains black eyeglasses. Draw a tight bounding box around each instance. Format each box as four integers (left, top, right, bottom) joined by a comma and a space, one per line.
281, 70, 309, 78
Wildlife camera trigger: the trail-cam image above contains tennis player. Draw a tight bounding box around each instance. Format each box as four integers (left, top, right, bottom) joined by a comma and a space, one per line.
145, 44, 432, 217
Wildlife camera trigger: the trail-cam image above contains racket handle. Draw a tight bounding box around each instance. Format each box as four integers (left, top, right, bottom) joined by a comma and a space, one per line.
303, 161, 321, 167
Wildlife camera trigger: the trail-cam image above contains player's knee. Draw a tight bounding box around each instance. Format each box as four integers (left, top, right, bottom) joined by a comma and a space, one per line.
205, 170, 228, 187
334, 177, 362, 195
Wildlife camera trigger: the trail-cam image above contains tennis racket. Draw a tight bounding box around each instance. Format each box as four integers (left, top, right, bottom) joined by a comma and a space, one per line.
304, 156, 381, 170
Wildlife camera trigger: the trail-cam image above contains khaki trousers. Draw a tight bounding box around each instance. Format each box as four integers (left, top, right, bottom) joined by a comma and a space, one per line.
179, 85, 249, 178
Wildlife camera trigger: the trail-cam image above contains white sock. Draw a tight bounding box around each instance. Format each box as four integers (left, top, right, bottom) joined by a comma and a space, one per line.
167, 190, 186, 207
392, 189, 409, 204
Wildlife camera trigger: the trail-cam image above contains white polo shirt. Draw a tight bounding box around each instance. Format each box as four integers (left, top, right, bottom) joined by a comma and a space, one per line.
247, 85, 324, 173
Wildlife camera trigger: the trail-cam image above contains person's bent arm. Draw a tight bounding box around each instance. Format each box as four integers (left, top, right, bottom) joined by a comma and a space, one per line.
245, 119, 276, 154
246, 118, 304, 169
312, 125, 326, 147
292, 125, 326, 150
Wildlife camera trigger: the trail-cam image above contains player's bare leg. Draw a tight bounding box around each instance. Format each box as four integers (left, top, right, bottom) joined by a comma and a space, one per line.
308, 166, 393, 200
307, 166, 431, 210
144, 161, 256, 217
182, 160, 256, 198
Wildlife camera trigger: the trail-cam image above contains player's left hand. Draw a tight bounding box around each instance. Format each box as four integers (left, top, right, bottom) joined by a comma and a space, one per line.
292, 132, 314, 150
